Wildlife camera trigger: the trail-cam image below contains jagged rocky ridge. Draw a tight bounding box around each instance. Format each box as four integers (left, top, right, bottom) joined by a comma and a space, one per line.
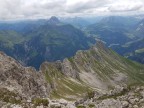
0, 41, 144, 107
0, 51, 51, 98
41, 41, 144, 92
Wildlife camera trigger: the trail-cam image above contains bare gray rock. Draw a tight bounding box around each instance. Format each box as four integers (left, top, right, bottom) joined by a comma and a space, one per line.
0, 51, 51, 100
95, 99, 122, 108
122, 101, 129, 108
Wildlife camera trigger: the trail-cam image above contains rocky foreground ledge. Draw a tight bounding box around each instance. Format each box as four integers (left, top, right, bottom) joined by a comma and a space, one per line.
0, 85, 144, 108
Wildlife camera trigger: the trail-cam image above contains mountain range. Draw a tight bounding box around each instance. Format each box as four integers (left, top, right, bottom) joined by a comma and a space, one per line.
0, 16, 144, 107
0, 41, 144, 107
86, 16, 144, 64
0, 16, 144, 66
0, 17, 95, 69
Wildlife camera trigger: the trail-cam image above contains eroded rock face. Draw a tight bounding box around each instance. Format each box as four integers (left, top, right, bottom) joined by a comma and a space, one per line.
61, 59, 79, 79
0, 52, 50, 100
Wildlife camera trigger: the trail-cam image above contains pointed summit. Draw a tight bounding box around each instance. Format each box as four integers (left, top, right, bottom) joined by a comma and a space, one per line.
48, 16, 60, 25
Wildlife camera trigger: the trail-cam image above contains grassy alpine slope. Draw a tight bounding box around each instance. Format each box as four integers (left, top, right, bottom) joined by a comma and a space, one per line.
40, 41, 144, 100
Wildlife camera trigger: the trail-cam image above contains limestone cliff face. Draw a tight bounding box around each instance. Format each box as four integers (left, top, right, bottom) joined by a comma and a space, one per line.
0, 52, 51, 99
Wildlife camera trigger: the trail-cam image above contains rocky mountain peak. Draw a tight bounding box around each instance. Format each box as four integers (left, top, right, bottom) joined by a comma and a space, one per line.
48, 16, 60, 25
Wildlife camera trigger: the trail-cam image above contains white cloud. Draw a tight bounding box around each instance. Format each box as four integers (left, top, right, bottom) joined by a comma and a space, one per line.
0, 0, 144, 20
108, 0, 143, 12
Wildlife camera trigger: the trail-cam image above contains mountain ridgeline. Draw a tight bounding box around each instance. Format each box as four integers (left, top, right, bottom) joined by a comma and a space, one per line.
86, 16, 144, 64
0, 16, 144, 67
0, 17, 95, 69
107, 17, 144, 64
40, 41, 144, 97
86, 16, 139, 46
0, 41, 144, 107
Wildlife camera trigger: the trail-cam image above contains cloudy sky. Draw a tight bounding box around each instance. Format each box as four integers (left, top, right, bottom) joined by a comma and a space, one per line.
0, 0, 144, 20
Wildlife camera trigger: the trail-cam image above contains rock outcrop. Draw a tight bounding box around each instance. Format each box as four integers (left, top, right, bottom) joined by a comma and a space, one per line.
0, 51, 51, 100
